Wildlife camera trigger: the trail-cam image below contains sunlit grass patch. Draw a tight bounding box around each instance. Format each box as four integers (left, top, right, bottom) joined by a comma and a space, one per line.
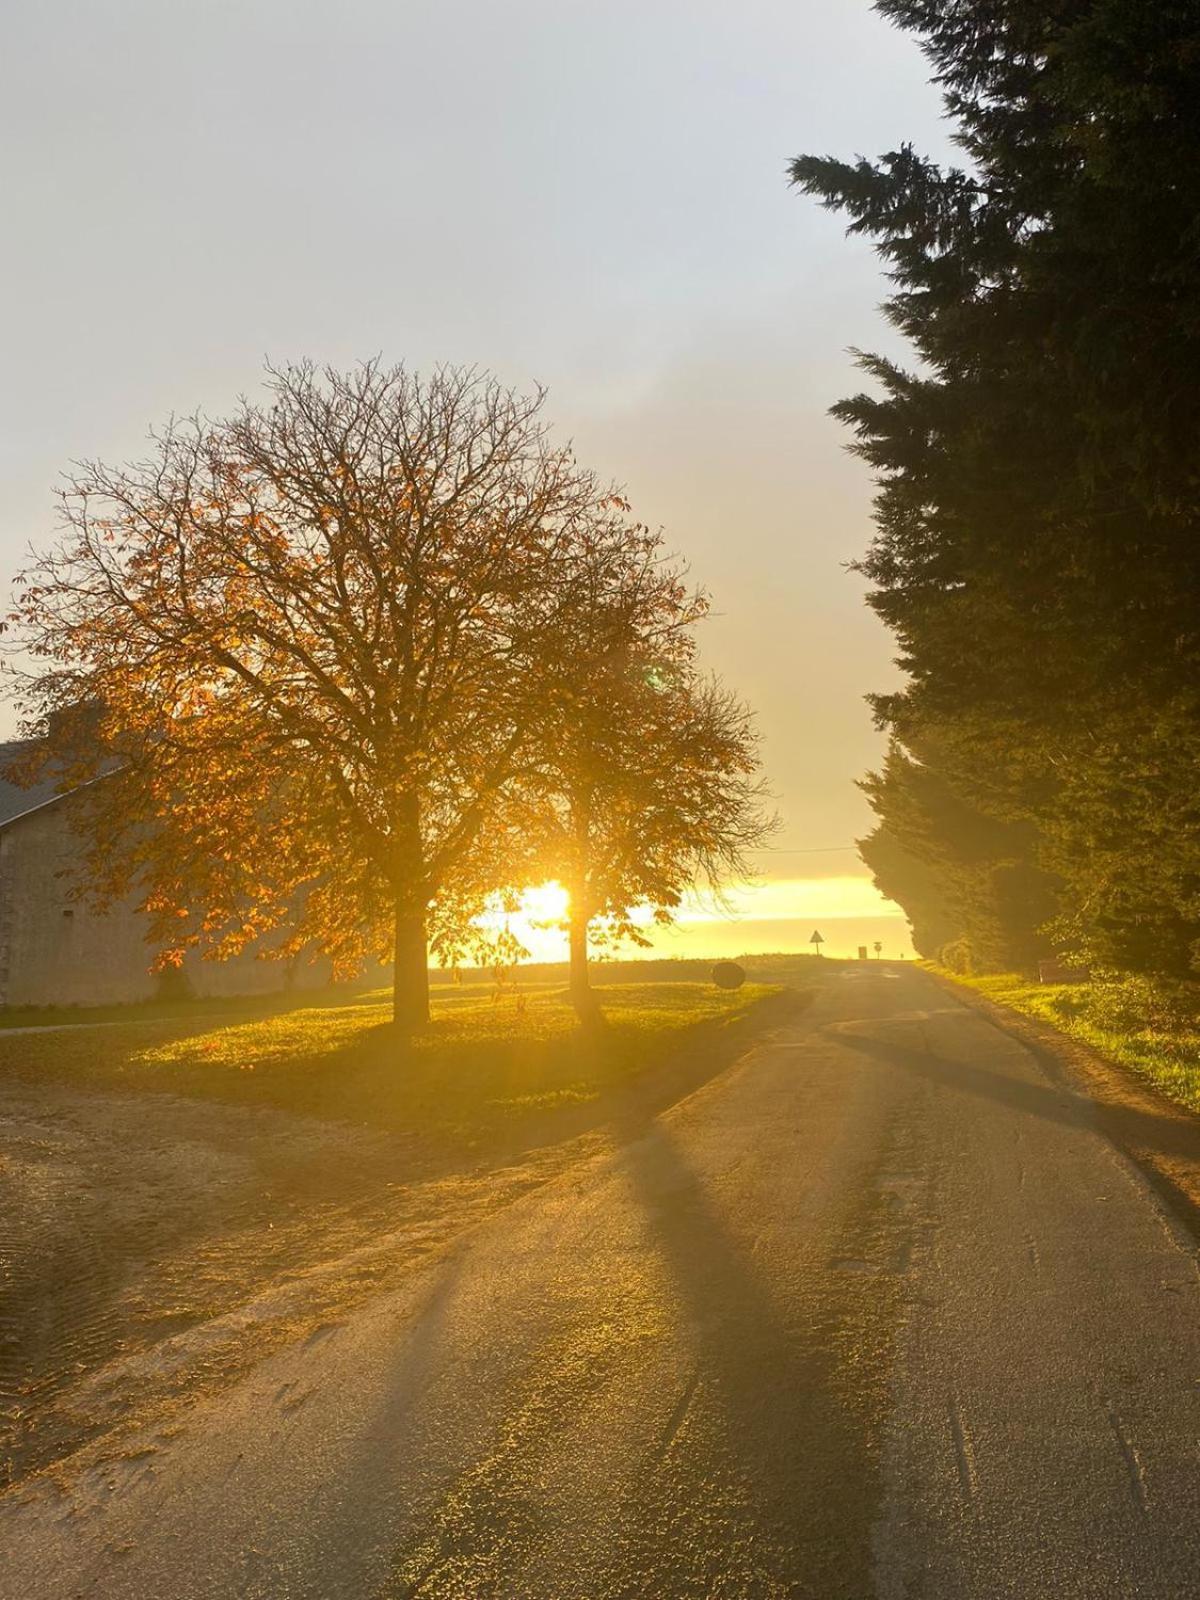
0, 977, 789, 1145
132, 980, 772, 1075
136, 997, 394, 1073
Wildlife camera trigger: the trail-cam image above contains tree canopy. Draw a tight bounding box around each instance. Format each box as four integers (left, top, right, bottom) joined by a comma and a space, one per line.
6, 361, 768, 1027
487, 518, 774, 1009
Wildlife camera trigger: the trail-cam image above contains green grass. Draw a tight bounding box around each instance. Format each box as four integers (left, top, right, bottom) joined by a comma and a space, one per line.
934, 967, 1200, 1114
0, 974, 795, 1145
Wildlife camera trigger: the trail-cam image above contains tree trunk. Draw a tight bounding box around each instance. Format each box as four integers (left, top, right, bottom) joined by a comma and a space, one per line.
568, 906, 591, 1013
567, 876, 604, 1025
567, 809, 598, 1023
392, 904, 430, 1030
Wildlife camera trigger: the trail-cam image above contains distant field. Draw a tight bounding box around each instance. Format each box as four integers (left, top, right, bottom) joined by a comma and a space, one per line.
0, 950, 824, 1032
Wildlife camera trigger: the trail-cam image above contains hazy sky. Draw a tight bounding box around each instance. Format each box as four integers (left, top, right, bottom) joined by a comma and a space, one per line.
2, 1, 951, 945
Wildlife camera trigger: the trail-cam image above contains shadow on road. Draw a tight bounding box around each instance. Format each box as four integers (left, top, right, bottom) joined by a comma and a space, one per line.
597, 1115, 890, 1598
357, 1082, 891, 1598
832, 1019, 1200, 1232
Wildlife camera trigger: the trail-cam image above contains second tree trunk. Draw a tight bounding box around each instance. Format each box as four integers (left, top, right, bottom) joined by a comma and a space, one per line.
392, 905, 430, 1029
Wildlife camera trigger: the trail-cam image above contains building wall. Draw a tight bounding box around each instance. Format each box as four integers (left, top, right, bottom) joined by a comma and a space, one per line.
0, 798, 332, 1008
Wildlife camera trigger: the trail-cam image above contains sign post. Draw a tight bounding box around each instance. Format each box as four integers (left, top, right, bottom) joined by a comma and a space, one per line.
809, 929, 825, 956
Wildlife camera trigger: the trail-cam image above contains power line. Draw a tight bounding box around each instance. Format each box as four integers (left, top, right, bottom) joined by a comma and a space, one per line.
749, 845, 860, 855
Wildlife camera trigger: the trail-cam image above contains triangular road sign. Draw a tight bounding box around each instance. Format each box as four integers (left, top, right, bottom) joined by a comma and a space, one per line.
809, 929, 824, 945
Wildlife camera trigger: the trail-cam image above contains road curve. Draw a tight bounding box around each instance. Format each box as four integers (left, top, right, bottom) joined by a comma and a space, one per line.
3, 965, 1200, 1598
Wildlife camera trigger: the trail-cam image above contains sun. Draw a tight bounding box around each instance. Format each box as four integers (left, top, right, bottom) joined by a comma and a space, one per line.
519, 881, 570, 925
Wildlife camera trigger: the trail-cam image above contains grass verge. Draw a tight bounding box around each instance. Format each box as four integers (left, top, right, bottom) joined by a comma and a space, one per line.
931, 967, 1200, 1114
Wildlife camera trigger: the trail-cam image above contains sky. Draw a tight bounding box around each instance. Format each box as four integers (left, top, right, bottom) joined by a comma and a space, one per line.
1, 0, 953, 960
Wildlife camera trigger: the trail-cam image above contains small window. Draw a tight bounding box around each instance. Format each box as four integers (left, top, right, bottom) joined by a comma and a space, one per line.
62, 908, 74, 919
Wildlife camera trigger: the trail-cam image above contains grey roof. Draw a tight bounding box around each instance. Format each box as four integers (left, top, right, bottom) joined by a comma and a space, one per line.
0, 740, 76, 828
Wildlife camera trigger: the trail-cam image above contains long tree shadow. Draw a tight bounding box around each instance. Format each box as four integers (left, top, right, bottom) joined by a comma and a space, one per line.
340, 986, 809, 1167
346, 1101, 888, 1598
2, 988, 809, 1492
296, 1253, 478, 1600
595, 1114, 890, 1598
335, 1009, 1200, 1597
330, 1117, 838, 1596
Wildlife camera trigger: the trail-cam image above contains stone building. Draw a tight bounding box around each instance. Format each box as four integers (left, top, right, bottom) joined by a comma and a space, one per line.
0, 743, 331, 1008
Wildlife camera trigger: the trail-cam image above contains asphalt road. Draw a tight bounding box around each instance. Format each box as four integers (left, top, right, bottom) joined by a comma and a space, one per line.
4, 964, 1200, 1598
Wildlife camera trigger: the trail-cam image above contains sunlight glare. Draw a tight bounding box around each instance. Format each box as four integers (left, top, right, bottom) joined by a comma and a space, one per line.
471, 874, 909, 964
519, 881, 571, 925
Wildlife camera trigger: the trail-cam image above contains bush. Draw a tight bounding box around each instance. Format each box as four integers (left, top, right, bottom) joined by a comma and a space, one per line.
938, 937, 976, 976
1080, 973, 1200, 1037
154, 965, 195, 1003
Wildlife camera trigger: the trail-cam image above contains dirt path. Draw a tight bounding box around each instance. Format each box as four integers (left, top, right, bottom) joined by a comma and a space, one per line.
0, 996, 796, 1488
0, 1076, 453, 1482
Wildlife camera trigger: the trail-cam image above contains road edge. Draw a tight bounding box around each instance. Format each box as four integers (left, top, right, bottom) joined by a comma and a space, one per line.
927, 968, 1200, 1242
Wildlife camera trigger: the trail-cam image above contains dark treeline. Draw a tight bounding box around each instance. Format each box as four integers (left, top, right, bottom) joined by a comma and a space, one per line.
794, 0, 1200, 979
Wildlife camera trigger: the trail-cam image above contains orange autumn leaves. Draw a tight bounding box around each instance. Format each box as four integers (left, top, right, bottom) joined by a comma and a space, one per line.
6, 361, 771, 1022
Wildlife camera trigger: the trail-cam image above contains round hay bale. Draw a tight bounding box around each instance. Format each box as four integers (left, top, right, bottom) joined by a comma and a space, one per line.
711, 960, 747, 991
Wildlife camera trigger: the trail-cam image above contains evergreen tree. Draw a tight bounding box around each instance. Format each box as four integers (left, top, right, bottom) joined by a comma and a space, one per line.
794, 1, 1200, 975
